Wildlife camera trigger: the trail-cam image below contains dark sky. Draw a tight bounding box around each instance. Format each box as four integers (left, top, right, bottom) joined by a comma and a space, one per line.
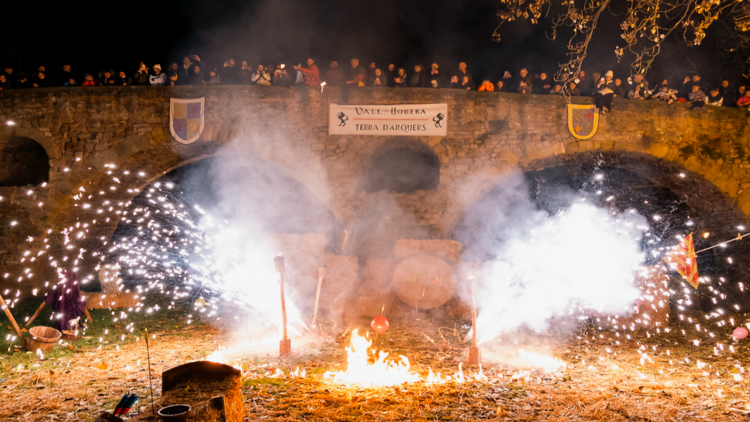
1, 0, 746, 84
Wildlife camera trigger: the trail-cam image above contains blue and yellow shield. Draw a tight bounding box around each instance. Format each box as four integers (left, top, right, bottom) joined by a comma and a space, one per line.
567, 104, 599, 140
170, 98, 205, 144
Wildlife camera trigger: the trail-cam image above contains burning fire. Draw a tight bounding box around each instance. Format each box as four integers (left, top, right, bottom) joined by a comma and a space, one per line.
324, 329, 420, 387
324, 330, 493, 387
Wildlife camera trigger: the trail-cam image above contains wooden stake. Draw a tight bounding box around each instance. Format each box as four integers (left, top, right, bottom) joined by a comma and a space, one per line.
84, 308, 93, 324
0, 295, 25, 348
311, 265, 326, 330
275, 256, 291, 356
26, 302, 46, 326
468, 276, 481, 365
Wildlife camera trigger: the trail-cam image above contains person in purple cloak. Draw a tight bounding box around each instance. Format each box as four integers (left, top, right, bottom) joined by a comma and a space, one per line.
45, 269, 87, 331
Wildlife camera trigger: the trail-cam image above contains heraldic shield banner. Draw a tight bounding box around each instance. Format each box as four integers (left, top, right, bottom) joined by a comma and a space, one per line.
170, 98, 205, 144
566, 104, 599, 140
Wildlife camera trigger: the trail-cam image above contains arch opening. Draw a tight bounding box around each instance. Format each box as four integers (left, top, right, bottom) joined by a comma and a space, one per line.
0, 137, 50, 186
452, 151, 750, 311
363, 147, 440, 193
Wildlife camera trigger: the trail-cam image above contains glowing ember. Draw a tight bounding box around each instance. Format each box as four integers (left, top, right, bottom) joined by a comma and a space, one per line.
324, 329, 421, 387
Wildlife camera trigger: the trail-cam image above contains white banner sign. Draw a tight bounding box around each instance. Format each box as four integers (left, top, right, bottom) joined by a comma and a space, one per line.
329, 103, 447, 136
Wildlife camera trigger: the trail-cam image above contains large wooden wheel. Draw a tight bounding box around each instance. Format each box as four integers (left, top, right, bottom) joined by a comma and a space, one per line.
391, 255, 456, 309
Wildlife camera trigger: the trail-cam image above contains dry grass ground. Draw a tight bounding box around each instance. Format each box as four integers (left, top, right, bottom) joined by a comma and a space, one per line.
1, 303, 749, 421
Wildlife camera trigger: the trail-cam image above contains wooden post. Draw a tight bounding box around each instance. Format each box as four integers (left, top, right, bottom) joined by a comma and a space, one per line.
275, 256, 291, 356
311, 265, 326, 330
26, 302, 46, 326
84, 308, 93, 323
468, 276, 481, 365
0, 295, 25, 348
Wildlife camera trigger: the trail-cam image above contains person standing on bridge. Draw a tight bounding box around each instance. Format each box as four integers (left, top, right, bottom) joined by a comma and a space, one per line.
346, 58, 366, 86
294, 58, 320, 86
149, 64, 167, 86
134, 62, 150, 85
594, 71, 615, 113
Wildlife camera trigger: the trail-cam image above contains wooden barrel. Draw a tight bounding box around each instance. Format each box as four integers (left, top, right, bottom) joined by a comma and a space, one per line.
27, 326, 61, 351
391, 255, 457, 309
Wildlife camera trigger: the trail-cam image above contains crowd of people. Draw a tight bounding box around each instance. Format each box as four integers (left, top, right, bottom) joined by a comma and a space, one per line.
2, 55, 749, 113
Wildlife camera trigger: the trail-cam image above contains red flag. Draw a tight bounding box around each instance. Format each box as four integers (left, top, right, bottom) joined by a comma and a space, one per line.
665, 233, 700, 289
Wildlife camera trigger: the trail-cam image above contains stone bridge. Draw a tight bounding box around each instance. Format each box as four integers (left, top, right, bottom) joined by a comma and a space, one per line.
1, 86, 749, 294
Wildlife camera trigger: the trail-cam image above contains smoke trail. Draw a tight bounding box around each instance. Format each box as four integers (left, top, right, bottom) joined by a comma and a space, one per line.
460, 172, 647, 343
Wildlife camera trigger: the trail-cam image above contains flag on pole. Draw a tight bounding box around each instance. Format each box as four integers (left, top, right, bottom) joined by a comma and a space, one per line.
665, 233, 700, 289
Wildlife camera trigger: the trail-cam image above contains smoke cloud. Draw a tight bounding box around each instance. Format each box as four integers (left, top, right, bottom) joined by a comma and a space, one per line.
458, 172, 647, 343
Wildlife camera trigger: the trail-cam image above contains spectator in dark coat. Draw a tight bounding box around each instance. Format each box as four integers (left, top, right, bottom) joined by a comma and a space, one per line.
409, 64, 428, 87
575, 70, 591, 96
719, 80, 733, 106
99, 69, 116, 86
134, 62, 150, 85
189, 65, 205, 85
515, 68, 533, 94
448, 75, 460, 89
32, 71, 50, 88
495, 80, 506, 92
459, 75, 474, 90
393, 68, 408, 87
568, 81, 580, 96
455, 62, 473, 87
533, 72, 552, 94
324, 61, 346, 86
117, 71, 132, 86
678, 75, 693, 99
179, 56, 194, 82
207, 69, 221, 85
427, 63, 443, 88
221, 59, 238, 84
386, 64, 397, 87
346, 58, 367, 86
0, 74, 11, 90
369, 68, 388, 87
239, 61, 253, 84
367, 62, 377, 80
272, 65, 293, 87
613, 78, 627, 98
706, 87, 723, 106
3, 67, 17, 88
58, 65, 74, 86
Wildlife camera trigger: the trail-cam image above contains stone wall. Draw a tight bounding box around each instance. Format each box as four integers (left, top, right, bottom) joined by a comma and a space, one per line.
0, 86, 748, 295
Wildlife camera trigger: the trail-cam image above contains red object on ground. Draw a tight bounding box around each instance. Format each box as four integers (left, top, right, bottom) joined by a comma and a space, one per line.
733, 327, 748, 340
371, 315, 390, 333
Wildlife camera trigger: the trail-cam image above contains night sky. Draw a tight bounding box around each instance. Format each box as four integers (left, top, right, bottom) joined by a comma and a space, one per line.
1, 0, 747, 85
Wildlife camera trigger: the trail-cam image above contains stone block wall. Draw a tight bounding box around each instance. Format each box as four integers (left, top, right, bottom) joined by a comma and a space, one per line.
0, 86, 748, 296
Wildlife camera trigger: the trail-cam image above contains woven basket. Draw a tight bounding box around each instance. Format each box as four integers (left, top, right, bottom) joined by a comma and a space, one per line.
26, 326, 61, 351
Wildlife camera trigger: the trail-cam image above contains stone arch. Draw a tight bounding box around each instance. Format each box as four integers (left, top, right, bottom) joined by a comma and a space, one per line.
448, 150, 749, 237
0, 126, 60, 160
0, 136, 50, 186
48, 141, 344, 251
362, 138, 441, 193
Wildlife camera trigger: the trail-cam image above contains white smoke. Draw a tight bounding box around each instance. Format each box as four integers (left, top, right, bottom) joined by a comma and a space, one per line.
466, 173, 647, 343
